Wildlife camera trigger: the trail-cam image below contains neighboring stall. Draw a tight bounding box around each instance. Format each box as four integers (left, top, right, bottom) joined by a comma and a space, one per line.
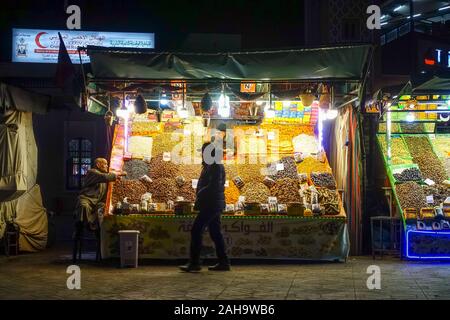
84, 45, 371, 261
0, 82, 50, 252
374, 76, 450, 260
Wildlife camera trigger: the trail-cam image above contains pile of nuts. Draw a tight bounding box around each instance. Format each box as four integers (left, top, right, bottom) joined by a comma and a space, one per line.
377, 136, 413, 165
266, 156, 298, 180
310, 172, 336, 189
270, 178, 302, 203
112, 179, 148, 204
150, 178, 178, 203
238, 163, 266, 183
400, 123, 424, 134
148, 154, 180, 179
404, 136, 448, 183
395, 181, 426, 211
422, 184, 450, 207
176, 183, 196, 202
241, 182, 271, 203
393, 167, 423, 182
123, 160, 150, 180
152, 132, 184, 156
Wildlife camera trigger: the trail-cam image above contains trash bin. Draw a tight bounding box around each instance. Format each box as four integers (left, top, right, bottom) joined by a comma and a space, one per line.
119, 230, 140, 268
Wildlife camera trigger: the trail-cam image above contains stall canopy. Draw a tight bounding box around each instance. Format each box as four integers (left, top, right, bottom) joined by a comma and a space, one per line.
87, 45, 371, 82
413, 76, 450, 95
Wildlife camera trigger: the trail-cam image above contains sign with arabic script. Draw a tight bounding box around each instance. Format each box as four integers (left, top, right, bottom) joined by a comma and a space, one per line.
12, 28, 155, 64
101, 215, 349, 261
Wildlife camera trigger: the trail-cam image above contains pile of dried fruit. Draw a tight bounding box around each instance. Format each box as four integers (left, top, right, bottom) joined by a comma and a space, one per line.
152, 132, 184, 156
131, 121, 162, 136
176, 184, 196, 202
310, 172, 336, 189
225, 183, 240, 204
180, 164, 202, 181
404, 136, 447, 183
422, 184, 450, 207
393, 167, 423, 182
377, 136, 413, 165
123, 160, 150, 180
148, 154, 180, 179
241, 182, 270, 203
150, 178, 178, 203
395, 181, 426, 211
401, 123, 424, 134
238, 163, 266, 183
270, 178, 301, 203
296, 157, 332, 174
317, 188, 340, 215
266, 156, 298, 180
112, 179, 148, 204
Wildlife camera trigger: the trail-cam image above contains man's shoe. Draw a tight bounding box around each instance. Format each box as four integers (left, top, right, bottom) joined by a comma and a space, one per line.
179, 264, 202, 272
208, 263, 231, 271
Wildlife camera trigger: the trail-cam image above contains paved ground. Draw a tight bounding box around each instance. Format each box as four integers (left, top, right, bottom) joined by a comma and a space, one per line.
0, 245, 449, 300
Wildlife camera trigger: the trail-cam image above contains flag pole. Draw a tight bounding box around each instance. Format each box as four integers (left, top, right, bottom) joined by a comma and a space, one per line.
77, 47, 88, 112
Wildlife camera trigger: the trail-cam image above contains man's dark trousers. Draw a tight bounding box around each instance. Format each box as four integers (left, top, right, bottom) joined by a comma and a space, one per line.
190, 210, 227, 264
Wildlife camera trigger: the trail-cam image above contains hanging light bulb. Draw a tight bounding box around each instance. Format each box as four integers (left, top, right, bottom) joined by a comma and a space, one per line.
116, 102, 129, 119
218, 85, 231, 118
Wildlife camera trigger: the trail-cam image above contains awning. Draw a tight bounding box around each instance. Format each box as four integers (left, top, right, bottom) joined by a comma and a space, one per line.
0, 82, 50, 114
413, 76, 450, 95
87, 45, 372, 82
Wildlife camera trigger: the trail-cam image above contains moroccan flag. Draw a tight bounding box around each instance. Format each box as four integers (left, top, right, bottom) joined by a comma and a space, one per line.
55, 32, 83, 107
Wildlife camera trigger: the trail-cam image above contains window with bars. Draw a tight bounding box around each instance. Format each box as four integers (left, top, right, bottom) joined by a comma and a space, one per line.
67, 138, 92, 190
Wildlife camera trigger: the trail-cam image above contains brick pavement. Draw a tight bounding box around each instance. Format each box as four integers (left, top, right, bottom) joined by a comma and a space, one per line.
0, 245, 449, 300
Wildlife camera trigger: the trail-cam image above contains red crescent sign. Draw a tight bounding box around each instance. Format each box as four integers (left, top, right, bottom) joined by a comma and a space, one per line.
35, 32, 47, 48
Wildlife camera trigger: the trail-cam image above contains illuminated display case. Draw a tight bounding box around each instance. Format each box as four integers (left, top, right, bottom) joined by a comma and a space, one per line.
377, 93, 450, 260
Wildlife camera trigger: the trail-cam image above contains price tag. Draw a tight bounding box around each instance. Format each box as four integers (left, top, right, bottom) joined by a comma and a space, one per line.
267, 131, 275, 140
191, 179, 198, 189
268, 196, 278, 204
224, 180, 229, 187
163, 152, 171, 161
426, 195, 434, 204
424, 178, 435, 186
143, 156, 151, 162
238, 196, 246, 203
276, 163, 284, 171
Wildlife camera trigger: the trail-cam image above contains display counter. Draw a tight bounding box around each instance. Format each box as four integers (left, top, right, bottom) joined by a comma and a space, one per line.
101, 211, 348, 261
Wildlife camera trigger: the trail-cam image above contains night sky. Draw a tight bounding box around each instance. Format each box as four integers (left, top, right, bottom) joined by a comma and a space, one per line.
0, 0, 306, 61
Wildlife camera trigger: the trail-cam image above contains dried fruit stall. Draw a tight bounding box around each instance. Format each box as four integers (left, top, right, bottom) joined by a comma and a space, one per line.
82, 45, 372, 261
375, 79, 450, 260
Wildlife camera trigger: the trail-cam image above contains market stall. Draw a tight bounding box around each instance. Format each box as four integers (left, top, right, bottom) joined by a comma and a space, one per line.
84, 45, 371, 261
374, 77, 450, 260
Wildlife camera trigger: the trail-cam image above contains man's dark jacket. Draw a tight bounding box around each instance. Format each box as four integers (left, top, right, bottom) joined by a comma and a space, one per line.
194, 163, 226, 212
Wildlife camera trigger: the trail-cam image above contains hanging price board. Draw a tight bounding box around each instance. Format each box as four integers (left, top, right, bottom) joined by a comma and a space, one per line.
191, 179, 198, 189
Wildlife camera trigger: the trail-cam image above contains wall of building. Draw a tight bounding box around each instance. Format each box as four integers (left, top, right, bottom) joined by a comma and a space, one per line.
33, 106, 109, 214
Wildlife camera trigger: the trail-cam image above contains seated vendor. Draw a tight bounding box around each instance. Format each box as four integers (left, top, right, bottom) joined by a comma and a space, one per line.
73, 158, 126, 234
